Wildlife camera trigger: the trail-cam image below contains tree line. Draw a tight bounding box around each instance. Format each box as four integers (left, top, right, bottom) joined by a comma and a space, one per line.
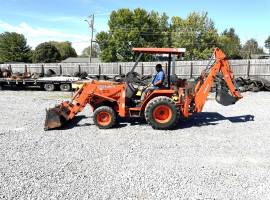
0, 8, 270, 63
0, 33, 95, 63
0, 32, 76, 63
96, 9, 269, 62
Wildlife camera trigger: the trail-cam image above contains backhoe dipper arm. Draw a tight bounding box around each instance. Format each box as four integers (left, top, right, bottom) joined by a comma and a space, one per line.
193, 48, 242, 112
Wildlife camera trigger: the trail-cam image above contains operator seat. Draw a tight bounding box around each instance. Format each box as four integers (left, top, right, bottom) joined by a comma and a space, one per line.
125, 83, 138, 106
125, 83, 137, 99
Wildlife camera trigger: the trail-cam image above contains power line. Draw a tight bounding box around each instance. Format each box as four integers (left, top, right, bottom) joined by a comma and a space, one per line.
98, 23, 215, 33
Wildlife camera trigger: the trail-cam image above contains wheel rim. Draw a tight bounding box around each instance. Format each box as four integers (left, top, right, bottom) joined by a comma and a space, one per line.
153, 105, 172, 124
61, 84, 70, 90
96, 111, 112, 126
45, 84, 53, 90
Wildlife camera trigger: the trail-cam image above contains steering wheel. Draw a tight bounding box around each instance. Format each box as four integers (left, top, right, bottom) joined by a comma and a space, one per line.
125, 71, 142, 85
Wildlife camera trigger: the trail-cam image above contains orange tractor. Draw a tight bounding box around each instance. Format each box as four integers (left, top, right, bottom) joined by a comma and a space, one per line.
44, 48, 242, 130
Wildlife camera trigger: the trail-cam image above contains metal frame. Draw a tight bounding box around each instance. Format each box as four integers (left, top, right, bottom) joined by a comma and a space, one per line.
131, 48, 186, 89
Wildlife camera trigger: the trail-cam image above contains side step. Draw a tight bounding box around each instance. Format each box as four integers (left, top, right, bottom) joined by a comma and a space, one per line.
128, 107, 142, 117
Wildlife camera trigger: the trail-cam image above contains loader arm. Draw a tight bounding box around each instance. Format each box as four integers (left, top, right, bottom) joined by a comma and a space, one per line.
44, 83, 97, 130
65, 83, 96, 119
193, 48, 242, 112
44, 80, 125, 130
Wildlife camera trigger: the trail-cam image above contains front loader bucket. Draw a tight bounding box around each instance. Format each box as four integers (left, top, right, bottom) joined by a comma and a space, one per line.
44, 107, 67, 130
215, 85, 237, 106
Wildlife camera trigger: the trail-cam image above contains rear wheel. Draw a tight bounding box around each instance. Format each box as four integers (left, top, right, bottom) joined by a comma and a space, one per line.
44, 83, 55, 91
60, 83, 71, 92
93, 106, 117, 129
145, 96, 180, 130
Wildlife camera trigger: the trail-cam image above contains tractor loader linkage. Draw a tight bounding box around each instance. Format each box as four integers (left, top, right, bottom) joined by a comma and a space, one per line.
44, 48, 242, 130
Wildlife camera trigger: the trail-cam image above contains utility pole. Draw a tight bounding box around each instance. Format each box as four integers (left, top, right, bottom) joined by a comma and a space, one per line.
85, 14, 94, 63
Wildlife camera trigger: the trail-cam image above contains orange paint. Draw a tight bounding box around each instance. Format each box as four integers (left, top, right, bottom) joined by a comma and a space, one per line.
96, 111, 112, 126
153, 105, 173, 124
46, 48, 243, 129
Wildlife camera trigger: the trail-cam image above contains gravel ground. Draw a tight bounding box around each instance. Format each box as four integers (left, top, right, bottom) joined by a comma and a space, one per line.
0, 91, 270, 199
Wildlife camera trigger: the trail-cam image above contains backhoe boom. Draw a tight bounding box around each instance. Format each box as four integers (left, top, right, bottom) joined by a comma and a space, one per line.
194, 48, 242, 112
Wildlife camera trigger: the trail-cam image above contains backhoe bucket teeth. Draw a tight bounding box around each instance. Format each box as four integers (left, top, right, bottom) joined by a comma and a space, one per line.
215, 86, 237, 106
44, 107, 67, 130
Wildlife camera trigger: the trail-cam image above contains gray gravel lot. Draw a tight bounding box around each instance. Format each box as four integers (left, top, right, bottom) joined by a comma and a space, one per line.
0, 91, 270, 199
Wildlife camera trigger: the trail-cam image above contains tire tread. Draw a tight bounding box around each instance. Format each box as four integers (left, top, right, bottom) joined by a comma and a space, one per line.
93, 106, 117, 129
145, 96, 180, 130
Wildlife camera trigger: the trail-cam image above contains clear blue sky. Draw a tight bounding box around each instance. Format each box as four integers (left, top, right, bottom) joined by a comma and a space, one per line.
0, 0, 269, 54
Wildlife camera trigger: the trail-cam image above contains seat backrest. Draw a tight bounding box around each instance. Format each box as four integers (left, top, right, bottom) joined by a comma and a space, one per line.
125, 83, 136, 99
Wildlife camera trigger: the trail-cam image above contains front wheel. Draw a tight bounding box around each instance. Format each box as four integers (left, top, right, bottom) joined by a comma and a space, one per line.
145, 96, 180, 130
93, 106, 117, 129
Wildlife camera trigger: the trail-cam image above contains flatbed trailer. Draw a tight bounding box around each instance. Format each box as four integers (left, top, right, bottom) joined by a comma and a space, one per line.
0, 76, 80, 91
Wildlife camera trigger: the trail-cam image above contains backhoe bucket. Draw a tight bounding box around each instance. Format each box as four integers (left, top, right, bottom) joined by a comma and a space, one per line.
44, 107, 67, 130
215, 86, 237, 106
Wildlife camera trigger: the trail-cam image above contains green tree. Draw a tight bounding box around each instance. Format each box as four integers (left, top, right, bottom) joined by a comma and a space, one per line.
265, 36, 270, 54
0, 32, 32, 63
96, 8, 169, 62
81, 43, 100, 57
241, 39, 264, 59
218, 28, 242, 59
32, 42, 61, 63
171, 12, 219, 60
96, 31, 117, 62
49, 41, 77, 60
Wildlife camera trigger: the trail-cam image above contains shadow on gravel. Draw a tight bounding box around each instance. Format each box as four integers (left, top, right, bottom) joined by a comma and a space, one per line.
48, 112, 254, 130
55, 116, 147, 130
177, 112, 255, 129
58, 115, 93, 130
118, 117, 147, 126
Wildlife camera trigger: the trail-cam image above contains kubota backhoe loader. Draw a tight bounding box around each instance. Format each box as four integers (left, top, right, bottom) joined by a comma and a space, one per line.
44, 48, 242, 130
